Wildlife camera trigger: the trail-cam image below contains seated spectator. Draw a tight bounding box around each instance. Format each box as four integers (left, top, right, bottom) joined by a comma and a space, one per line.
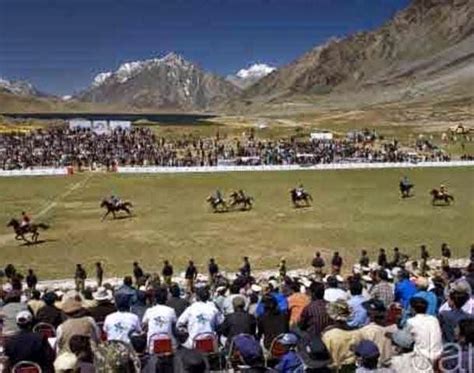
89, 286, 116, 323
36, 291, 63, 328
369, 269, 394, 308
347, 281, 368, 328
394, 270, 417, 310
131, 288, 148, 321
296, 333, 332, 373
69, 335, 95, 373
177, 286, 223, 348
28, 289, 45, 316
1, 290, 28, 335
166, 283, 189, 317
274, 333, 304, 372
217, 295, 257, 344
103, 293, 142, 344
322, 299, 362, 371
115, 276, 138, 307
56, 295, 99, 353
354, 340, 395, 373
324, 276, 348, 303
4, 311, 55, 372
257, 294, 289, 351
438, 279, 474, 315
232, 333, 267, 372
223, 282, 247, 315
388, 329, 432, 372
142, 285, 177, 352
299, 281, 333, 337
93, 339, 141, 372
173, 328, 210, 373
413, 277, 437, 315
438, 287, 473, 343
130, 333, 159, 373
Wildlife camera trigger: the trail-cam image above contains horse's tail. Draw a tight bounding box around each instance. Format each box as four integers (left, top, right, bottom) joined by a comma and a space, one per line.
38, 223, 49, 230
124, 202, 133, 207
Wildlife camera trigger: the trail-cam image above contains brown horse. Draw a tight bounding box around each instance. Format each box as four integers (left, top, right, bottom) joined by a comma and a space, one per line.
229, 191, 254, 211
290, 189, 312, 208
100, 199, 133, 220
7, 218, 49, 243
430, 189, 454, 205
206, 195, 228, 213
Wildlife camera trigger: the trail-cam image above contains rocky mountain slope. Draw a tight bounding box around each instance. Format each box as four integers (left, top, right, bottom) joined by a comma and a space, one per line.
77, 53, 240, 111
226, 63, 276, 89
233, 0, 474, 108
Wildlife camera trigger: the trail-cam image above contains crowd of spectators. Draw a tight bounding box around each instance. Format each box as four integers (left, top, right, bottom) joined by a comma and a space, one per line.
0, 126, 452, 170
0, 243, 473, 372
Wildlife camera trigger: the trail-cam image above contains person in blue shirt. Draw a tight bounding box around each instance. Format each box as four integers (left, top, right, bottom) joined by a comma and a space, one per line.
347, 281, 368, 328
413, 277, 437, 315
394, 270, 417, 310
275, 333, 304, 373
256, 280, 288, 317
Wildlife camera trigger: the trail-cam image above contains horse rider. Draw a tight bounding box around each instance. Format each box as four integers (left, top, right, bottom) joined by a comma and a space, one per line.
110, 194, 122, 208
400, 176, 411, 189
20, 211, 31, 230
439, 184, 447, 197
238, 189, 246, 200
214, 189, 224, 203
296, 184, 305, 197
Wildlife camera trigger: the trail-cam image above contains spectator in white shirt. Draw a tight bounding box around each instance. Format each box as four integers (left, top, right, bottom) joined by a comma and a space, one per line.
324, 276, 348, 303
142, 286, 177, 353
103, 293, 142, 344
406, 297, 443, 364
177, 286, 223, 348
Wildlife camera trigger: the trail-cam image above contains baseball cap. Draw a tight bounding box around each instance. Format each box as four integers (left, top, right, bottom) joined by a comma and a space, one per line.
16, 310, 33, 325
362, 299, 386, 313
280, 333, 298, 346
355, 340, 380, 358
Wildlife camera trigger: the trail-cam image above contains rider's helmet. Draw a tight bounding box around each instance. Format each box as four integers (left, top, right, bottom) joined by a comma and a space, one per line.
299, 183, 304, 188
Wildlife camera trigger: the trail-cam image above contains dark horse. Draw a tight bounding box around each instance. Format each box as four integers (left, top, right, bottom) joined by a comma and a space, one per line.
100, 199, 133, 220
229, 191, 254, 211
206, 195, 228, 213
290, 189, 312, 208
7, 218, 49, 243
399, 182, 414, 198
430, 189, 454, 206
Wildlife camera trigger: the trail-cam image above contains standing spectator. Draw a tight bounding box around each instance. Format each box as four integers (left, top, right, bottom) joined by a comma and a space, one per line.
312, 251, 325, 279
347, 281, 368, 328
441, 243, 451, 273
256, 281, 288, 317
4, 263, 17, 279
359, 250, 370, 268
4, 311, 55, 373
240, 256, 251, 277
133, 261, 144, 285
142, 286, 177, 352
218, 296, 257, 343
223, 282, 247, 315
95, 262, 104, 287
103, 293, 142, 344
420, 245, 430, 275
331, 252, 343, 274
299, 281, 333, 337
166, 283, 190, 318
322, 300, 362, 372
27, 290, 45, 316
36, 292, 63, 328
438, 287, 473, 343
257, 295, 289, 351
89, 287, 116, 323
391, 247, 401, 268
74, 264, 87, 293
184, 260, 198, 293
115, 276, 138, 307
413, 277, 437, 315
177, 286, 223, 348
208, 258, 219, 286
279, 258, 287, 280
377, 248, 387, 268
26, 268, 38, 290
394, 270, 417, 310
162, 260, 173, 286
287, 281, 310, 327
369, 269, 394, 308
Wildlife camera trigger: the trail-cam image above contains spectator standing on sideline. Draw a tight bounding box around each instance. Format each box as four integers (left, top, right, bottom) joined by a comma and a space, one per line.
95, 262, 104, 287
378, 248, 387, 268
420, 245, 430, 275
331, 251, 343, 274
74, 264, 87, 292
184, 260, 198, 293
208, 258, 219, 287
26, 268, 38, 291
133, 261, 144, 285
240, 256, 251, 277
162, 260, 173, 286
359, 250, 370, 268
312, 251, 325, 279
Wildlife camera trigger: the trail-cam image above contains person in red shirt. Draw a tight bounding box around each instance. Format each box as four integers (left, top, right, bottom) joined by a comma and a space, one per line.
20, 211, 31, 229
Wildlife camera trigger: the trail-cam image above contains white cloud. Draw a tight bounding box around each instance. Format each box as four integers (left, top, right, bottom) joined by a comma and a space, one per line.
236, 63, 276, 80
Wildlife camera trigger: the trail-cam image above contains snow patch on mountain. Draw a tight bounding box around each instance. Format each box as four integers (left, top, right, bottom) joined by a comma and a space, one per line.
0, 77, 39, 96
227, 63, 276, 88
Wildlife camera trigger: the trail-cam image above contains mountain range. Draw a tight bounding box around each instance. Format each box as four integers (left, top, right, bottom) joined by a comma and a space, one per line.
1, 0, 472, 114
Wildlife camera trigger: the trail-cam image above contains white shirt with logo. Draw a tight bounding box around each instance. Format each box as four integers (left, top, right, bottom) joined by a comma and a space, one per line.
103, 311, 141, 344
142, 304, 177, 352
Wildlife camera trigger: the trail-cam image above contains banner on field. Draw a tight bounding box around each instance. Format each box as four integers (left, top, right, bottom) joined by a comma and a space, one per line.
69, 119, 131, 134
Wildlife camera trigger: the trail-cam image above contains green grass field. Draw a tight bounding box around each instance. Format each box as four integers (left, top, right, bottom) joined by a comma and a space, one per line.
1, 167, 473, 279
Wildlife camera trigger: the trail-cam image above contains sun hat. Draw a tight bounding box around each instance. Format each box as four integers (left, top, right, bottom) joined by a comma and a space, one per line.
16, 310, 33, 325
251, 284, 262, 293
54, 352, 78, 372
61, 296, 84, 314
93, 286, 113, 301
355, 340, 380, 358
326, 299, 351, 321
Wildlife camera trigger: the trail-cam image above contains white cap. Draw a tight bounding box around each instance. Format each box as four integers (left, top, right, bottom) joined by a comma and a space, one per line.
16, 310, 33, 325
251, 284, 262, 293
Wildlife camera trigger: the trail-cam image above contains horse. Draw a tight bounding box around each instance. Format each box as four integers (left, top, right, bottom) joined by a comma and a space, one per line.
290, 189, 313, 207
100, 199, 133, 220
430, 189, 454, 205
229, 191, 254, 211
399, 182, 414, 198
7, 218, 49, 243
206, 195, 228, 213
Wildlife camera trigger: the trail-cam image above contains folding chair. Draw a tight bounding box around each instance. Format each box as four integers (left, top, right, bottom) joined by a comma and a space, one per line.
269, 334, 286, 361
33, 323, 56, 339
193, 332, 218, 354
226, 333, 254, 370
150, 333, 173, 356
96, 321, 107, 342
12, 361, 42, 373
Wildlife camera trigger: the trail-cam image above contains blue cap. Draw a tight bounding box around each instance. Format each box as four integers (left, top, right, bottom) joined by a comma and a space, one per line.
280, 333, 298, 346
355, 340, 379, 358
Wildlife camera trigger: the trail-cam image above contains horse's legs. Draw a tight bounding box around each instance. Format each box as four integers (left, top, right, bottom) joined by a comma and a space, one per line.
102, 210, 110, 221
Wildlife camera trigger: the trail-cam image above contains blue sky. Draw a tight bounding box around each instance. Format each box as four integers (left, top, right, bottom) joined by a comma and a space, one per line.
0, 0, 411, 95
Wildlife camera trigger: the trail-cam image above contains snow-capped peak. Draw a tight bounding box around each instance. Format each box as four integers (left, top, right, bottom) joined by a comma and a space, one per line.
0, 76, 38, 96
62, 95, 72, 101
236, 63, 276, 80
93, 72, 113, 87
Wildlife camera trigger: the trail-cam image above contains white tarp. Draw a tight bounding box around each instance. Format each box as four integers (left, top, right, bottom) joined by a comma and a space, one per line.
69, 118, 91, 130
68, 119, 132, 134
310, 132, 333, 140
109, 120, 131, 131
